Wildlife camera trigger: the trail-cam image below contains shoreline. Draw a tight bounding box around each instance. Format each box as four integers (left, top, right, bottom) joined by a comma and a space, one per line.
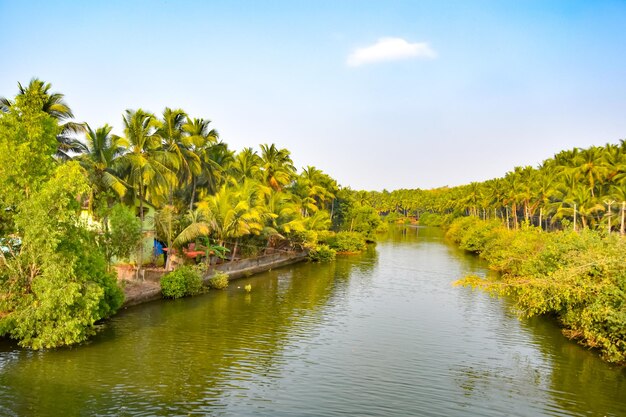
120, 251, 309, 308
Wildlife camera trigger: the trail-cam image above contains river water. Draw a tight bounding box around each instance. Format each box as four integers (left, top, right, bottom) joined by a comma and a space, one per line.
0, 226, 624, 416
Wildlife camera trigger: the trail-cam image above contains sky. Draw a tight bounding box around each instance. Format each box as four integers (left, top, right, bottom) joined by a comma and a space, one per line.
1, 0, 626, 191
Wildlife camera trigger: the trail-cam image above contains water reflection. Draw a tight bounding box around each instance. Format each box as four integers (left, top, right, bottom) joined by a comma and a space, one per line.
0, 227, 624, 416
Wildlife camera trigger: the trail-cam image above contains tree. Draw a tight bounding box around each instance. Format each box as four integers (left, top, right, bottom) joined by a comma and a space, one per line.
260, 143, 296, 191
0, 78, 85, 160
119, 109, 171, 277
195, 181, 265, 260
158, 108, 201, 205
120, 109, 170, 216
0, 163, 124, 349
0, 84, 59, 234
182, 117, 219, 209
75, 124, 128, 211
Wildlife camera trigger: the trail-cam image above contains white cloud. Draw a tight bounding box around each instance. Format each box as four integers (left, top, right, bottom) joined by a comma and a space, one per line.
346, 37, 437, 67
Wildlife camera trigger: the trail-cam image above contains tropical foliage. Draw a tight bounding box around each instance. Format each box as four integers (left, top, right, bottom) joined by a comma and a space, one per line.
160, 266, 203, 299
0, 78, 369, 348
363, 141, 626, 234
449, 217, 626, 364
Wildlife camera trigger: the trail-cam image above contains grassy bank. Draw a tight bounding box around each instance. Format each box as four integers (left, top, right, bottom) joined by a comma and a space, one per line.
448, 216, 626, 364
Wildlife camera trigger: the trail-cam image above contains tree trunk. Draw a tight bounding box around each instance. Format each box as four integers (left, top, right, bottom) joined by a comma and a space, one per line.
136, 186, 144, 281
619, 201, 626, 236
506, 207, 510, 230
189, 177, 197, 211
573, 203, 577, 232
607, 202, 612, 236
231, 239, 238, 262
539, 207, 543, 231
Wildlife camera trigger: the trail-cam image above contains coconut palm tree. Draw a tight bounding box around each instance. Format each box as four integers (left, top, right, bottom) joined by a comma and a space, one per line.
157, 108, 202, 205
181, 117, 219, 209
260, 143, 296, 191
230, 147, 262, 183
74, 124, 128, 211
196, 181, 265, 260
120, 109, 171, 212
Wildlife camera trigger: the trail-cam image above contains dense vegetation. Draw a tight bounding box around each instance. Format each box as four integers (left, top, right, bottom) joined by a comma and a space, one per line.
0, 79, 377, 349
160, 266, 204, 299
448, 217, 626, 364
364, 141, 626, 234
358, 142, 626, 365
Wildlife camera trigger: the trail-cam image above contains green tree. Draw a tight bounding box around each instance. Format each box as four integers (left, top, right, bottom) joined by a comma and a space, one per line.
75, 124, 128, 211
0, 78, 85, 160
260, 143, 296, 191
0, 84, 59, 234
0, 163, 124, 349
182, 117, 219, 209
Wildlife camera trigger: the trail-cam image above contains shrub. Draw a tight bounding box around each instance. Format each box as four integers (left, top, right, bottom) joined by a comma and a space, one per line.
344, 205, 382, 240
107, 203, 143, 262
321, 231, 367, 253
453, 217, 626, 364
207, 271, 229, 290
161, 266, 203, 299
376, 222, 389, 233
419, 212, 446, 227
296, 230, 318, 249
308, 244, 336, 262
384, 212, 402, 223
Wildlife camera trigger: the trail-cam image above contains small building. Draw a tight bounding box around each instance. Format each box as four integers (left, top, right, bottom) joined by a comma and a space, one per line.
80, 199, 159, 265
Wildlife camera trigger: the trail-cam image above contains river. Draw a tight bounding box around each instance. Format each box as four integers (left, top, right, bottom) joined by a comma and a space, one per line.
0, 226, 624, 416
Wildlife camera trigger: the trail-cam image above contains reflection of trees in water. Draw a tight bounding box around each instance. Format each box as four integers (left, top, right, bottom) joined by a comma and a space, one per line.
0, 260, 350, 416
447, 224, 626, 416
519, 316, 626, 415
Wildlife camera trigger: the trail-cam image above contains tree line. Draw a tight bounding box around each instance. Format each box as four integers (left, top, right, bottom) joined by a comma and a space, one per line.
0, 78, 378, 349
364, 142, 626, 234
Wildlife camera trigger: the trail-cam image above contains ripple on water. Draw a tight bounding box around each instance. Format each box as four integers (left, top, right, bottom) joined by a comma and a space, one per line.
0, 227, 625, 416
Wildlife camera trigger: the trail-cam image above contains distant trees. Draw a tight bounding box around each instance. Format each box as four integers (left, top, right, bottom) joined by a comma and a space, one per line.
364, 141, 626, 234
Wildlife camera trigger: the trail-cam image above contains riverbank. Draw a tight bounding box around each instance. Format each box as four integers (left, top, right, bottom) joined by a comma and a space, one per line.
447, 216, 626, 365
120, 251, 308, 307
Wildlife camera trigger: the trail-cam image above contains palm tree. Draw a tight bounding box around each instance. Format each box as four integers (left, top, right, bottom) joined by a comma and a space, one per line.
230, 147, 262, 183
182, 117, 219, 209
120, 109, 171, 217
74, 124, 128, 212
297, 166, 337, 215
260, 143, 296, 191
576, 146, 610, 198
158, 108, 201, 205
195, 142, 233, 199
555, 182, 604, 230
119, 109, 173, 278
196, 181, 265, 260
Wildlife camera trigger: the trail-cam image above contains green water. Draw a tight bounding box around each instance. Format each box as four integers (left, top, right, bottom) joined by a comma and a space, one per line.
0, 227, 624, 416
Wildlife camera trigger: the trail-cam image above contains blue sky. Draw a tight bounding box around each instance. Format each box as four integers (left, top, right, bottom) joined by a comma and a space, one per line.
2, 0, 626, 190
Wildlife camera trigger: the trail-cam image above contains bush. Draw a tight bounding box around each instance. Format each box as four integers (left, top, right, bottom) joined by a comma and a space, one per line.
384, 212, 402, 223
418, 212, 448, 227
344, 205, 382, 240
207, 271, 229, 290
107, 203, 143, 262
453, 216, 626, 364
291, 230, 318, 250
161, 266, 203, 299
308, 244, 336, 262
320, 231, 367, 253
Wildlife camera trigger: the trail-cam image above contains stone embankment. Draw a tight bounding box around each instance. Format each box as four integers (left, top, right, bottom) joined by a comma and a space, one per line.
120, 251, 308, 307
